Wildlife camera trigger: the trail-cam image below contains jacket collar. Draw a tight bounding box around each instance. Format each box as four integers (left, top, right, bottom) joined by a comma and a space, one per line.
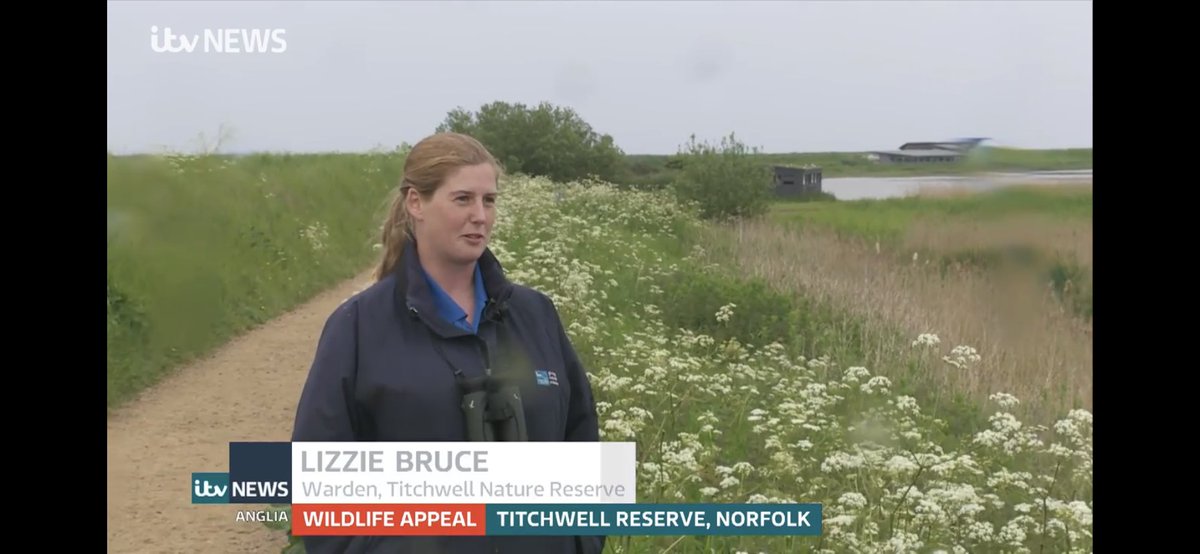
393, 234, 515, 338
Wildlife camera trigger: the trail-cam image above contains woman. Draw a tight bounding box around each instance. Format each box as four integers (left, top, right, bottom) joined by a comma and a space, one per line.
291, 132, 604, 554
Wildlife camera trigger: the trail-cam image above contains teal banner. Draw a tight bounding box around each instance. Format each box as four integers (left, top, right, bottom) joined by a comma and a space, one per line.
485, 503, 821, 536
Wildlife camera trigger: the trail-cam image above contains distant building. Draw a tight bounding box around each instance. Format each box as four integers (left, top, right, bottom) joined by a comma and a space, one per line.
870, 149, 965, 164
772, 165, 822, 196
868, 137, 989, 164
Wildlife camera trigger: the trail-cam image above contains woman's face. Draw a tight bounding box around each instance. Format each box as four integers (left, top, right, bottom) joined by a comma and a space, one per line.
409, 163, 498, 267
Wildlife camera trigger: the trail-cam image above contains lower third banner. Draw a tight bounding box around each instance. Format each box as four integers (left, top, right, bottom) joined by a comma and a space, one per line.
291, 503, 822, 536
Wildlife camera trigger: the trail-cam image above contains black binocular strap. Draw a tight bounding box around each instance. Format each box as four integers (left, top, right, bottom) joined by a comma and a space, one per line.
423, 316, 517, 386
425, 326, 472, 390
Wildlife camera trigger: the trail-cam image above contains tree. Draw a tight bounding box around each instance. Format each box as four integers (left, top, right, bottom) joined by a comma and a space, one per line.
436, 101, 625, 183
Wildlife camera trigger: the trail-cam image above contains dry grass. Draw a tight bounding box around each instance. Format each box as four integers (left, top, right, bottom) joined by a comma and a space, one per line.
908, 179, 1093, 200
902, 214, 1093, 268
703, 216, 1093, 422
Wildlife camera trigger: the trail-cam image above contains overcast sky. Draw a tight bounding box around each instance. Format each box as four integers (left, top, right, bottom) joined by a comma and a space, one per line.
107, 1, 1092, 155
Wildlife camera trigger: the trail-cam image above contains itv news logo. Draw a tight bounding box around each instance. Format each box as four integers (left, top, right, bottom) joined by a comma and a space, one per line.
193, 441, 293, 504
191, 472, 290, 504
150, 26, 287, 54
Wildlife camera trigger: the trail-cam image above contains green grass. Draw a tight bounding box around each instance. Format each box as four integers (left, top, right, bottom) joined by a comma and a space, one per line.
279, 173, 1083, 554
620, 147, 1092, 188
105, 153, 1089, 552
767, 184, 1094, 244
470, 176, 1090, 553
106, 151, 406, 409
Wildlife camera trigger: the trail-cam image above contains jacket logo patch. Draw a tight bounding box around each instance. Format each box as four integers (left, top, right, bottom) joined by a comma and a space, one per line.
535, 370, 559, 386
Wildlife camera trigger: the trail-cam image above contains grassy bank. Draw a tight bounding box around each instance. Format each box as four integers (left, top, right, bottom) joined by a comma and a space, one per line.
486, 176, 1090, 553
106, 152, 1090, 551
274, 174, 1091, 553
621, 147, 1092, 188
106, 151, 406, 409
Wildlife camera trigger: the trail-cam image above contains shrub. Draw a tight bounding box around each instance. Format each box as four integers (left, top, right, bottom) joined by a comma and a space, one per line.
671, 133, 774, 221
436, 100, 625, 184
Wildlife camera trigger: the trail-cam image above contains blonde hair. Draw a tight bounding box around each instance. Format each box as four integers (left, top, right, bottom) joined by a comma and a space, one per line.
373, 132, 503, 281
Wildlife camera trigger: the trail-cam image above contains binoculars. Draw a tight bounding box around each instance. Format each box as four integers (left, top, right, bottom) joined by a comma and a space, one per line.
457, 374, 529, 442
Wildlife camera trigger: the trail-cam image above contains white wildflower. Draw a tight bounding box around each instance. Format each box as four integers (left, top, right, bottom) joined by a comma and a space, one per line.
964, 521, 994, 542
943, 345, 982, 369
843, 366, 871, 383
822, 451, 866, 473
912, 333, 941, 347
300, 222, 330, 251
837, 492, 868, 511
1067, 500, 1092, 527
895, 395, 920, 413
884, 455, 920, 476
1044, 443, 1074, 458
999, 518, 1029, 546
860, 376, 892, 394
989, 392, 1021, 409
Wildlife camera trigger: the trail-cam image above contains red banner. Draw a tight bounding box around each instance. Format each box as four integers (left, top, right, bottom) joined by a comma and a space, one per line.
292, 504, 487, 536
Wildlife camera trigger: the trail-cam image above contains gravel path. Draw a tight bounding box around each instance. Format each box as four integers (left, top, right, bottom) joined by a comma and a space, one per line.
107, 270, 374, 553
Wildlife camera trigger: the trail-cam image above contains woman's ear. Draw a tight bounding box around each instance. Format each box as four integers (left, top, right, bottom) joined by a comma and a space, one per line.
405, 187, 424, 223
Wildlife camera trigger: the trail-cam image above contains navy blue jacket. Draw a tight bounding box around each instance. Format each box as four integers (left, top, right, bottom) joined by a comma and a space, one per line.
291, 237, 605, 554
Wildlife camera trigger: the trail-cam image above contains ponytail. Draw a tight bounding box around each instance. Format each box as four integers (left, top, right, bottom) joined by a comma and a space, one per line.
373, 185, 412, 282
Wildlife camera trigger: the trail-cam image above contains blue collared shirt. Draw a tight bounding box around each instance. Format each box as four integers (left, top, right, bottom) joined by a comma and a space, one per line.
421, 263, 488, 334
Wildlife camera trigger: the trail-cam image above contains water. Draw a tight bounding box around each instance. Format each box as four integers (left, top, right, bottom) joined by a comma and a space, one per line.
823, 170, 1093, 201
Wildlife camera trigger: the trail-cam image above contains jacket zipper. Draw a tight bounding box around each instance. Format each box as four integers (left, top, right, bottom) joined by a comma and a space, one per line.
479, 298, 497, 377
478, 338, 492, 377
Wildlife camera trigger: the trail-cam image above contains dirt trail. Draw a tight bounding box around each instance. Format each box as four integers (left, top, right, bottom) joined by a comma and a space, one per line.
107, 270, 374, 554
